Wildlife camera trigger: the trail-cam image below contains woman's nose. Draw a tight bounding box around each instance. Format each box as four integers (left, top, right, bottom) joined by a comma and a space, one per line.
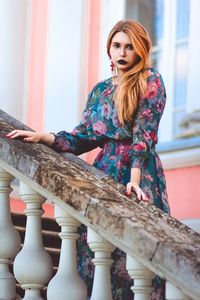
119, 47, 126, 57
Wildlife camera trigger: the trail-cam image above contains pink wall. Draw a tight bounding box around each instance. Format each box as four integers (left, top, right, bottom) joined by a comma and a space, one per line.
85, 0, 102, 164
10, 198, 54, 218
165, 166, 200, 220
27, 0, 49, 131
86, 0, 101, 92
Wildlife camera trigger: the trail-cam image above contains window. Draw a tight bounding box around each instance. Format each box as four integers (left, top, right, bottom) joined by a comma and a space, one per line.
173, 0, 189, 137
125, 0, 164, 68
125, 0, 190, 141
151, 0, 164, 69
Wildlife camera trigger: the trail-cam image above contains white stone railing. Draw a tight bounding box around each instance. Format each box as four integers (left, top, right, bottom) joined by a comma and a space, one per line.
0, 110, 200, 300
0, 166, 196, 300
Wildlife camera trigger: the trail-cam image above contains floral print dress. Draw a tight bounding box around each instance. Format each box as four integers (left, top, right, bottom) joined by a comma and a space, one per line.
52, 68, 170, 300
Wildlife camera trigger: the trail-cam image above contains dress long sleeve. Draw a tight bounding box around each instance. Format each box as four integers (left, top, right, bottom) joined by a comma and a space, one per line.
51, 87, 104, 155
130, 71, 166, 169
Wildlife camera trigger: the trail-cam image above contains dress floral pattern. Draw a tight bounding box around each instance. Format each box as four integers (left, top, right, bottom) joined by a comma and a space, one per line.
52, 68, 170, 300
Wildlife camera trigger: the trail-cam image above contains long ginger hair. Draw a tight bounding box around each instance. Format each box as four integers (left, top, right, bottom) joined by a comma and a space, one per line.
107, 19, 152, 125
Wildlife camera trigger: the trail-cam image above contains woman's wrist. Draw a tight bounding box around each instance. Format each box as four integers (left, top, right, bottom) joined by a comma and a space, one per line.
130, 181, 140, 188
130, 167, 141, 186
41, 133, 56, 146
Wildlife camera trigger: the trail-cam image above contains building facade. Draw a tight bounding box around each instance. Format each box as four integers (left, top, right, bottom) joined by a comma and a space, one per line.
1, 0, 200, 221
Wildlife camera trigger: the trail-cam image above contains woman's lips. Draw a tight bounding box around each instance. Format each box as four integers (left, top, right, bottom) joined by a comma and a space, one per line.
117, 60, 128, 65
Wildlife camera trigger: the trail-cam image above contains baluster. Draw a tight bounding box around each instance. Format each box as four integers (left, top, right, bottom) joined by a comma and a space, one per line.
47, 205, 87, 300
88, 228, 115, 300
166, 282, 192, 300
13, 182, 53, 299
0, 167, 21, 300
126, 255, 154, 300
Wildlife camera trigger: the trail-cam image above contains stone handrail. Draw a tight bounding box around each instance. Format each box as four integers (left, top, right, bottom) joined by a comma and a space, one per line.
0, 109, 200, 299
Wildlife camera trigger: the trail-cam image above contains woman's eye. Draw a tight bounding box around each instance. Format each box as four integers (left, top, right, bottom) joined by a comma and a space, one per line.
113, 43, 120, 48
127, 44, 133, 50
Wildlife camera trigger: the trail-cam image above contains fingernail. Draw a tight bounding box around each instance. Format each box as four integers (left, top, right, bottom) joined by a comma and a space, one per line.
126, 192, 131, 196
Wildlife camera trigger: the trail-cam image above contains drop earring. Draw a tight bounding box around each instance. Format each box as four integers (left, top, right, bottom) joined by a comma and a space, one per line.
110, 61, 114, 73
110, 60, 118, 77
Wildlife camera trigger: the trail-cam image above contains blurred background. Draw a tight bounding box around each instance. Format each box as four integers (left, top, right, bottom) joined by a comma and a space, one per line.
0, 0, 200, 222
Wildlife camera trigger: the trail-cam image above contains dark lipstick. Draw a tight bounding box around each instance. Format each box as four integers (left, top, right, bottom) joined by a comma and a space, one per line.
117, 60, 128, 65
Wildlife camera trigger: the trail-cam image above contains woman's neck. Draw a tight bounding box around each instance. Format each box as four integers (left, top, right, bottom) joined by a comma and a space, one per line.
112, 76, 118, 85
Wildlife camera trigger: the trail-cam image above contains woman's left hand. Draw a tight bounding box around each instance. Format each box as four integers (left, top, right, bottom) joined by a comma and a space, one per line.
125, 182, 149, 201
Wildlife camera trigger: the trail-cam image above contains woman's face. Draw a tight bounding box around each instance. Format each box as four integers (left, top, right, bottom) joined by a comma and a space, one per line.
109, 31, 137, 76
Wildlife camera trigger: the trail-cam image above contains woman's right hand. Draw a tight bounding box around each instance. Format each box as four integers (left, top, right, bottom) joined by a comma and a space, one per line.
6, 130, 55, 146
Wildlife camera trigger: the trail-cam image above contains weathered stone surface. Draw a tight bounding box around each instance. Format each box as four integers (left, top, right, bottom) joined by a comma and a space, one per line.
0, 110, 200, 299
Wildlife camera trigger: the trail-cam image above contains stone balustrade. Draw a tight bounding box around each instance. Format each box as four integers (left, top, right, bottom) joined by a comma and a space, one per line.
47, 206, 87, 300
0, 167, 21, 299
13, 183, 53, 299
0, 110, 200, 300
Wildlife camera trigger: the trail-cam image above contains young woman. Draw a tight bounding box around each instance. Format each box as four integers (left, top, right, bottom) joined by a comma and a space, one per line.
7, 19, 170, 299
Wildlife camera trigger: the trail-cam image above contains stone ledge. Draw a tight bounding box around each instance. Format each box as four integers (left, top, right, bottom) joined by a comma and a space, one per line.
0, 110, 200, 300
157, 136, 200, 153
157, 136, 200, 169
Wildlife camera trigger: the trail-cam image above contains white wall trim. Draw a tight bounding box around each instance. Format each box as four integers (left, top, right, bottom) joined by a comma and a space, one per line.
0, 0, 28, 121
22, 1, 32, 124
186, 0, 200, 113
45, 0, 83, 133
160, 147, 200, 170
99, 0, 126, 81
181, 219, 200, 233
159, 0, 176, 142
